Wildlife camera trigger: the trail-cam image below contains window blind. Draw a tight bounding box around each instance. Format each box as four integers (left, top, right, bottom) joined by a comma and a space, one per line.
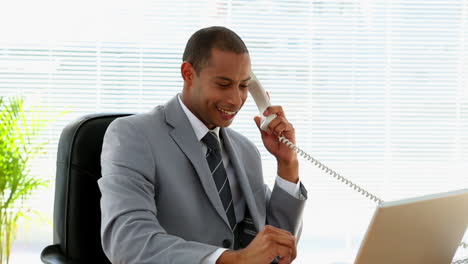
1, 0, 467, 263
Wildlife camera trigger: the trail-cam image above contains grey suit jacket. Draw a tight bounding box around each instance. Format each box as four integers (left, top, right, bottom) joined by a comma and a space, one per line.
99, 95, 307, 264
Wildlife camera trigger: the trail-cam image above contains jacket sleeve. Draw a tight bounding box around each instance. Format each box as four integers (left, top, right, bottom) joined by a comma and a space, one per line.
98, 118, 219, 264
265, 181, 307, 238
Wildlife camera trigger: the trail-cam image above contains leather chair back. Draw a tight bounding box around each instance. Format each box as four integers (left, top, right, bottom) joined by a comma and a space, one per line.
41, 113, 132, 264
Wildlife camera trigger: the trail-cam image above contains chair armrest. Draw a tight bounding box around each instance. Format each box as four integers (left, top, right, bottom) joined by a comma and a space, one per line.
41, 244, 68, 264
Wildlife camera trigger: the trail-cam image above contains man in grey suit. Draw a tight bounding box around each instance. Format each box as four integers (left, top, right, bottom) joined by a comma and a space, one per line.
99, 26, 307, 264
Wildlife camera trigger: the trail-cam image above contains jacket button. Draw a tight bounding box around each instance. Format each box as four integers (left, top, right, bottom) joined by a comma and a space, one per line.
222, 239, 231, 248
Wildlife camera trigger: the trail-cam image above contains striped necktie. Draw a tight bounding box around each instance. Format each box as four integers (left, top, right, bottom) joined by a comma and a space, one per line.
202, 131, 238, 240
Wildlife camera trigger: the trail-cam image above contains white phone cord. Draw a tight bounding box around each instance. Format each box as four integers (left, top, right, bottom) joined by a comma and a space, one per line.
453, 258, 468, 264
278, 135, 384, 204
278, 135, 468, 258
453, 242, 468, 264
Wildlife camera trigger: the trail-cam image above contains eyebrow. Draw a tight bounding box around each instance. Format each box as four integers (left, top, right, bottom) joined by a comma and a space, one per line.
215, 76, 252, 82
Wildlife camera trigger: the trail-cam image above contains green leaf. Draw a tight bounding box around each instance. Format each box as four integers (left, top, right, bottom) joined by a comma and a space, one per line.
0, 96, 62, 263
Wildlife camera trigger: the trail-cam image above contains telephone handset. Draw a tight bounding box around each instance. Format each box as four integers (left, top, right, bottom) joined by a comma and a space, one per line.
248, 72, 468, 258
247, 74, 277, 131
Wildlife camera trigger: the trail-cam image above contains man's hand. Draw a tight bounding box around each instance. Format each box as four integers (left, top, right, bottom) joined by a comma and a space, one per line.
254, 106, 299, 183
217, 225, 297, 264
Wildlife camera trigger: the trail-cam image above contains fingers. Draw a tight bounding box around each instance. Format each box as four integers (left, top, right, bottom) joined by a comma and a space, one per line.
241, 225, 297, 264
253, 116, 268, 136
264, 105, 285, 118
278, 255, 293, 264
253, 115, 262, 129
263, 106, 294, 138
261, 225, 297, 261
267, 118, 290, 136
263, 225, 293, 236
291, 239, 297, 260
275, 245, 293, 264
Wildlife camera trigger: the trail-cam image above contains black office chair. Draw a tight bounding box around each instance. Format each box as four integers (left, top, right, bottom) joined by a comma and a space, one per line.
41, 113, 132, 264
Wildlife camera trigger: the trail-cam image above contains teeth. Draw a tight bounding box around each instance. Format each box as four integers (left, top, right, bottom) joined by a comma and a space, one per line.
218, 107, 236, 115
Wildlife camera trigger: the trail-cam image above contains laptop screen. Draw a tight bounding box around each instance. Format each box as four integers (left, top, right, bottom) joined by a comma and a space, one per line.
355, 189, 468, 264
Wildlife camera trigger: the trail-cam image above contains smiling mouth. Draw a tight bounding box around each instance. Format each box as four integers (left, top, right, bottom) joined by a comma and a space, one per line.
217, 107, 237, 116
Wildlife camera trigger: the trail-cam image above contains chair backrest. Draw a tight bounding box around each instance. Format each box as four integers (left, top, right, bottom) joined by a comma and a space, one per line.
53, 113, 132, 263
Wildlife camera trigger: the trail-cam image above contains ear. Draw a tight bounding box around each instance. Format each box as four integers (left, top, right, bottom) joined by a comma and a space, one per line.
181, 61, 195, 84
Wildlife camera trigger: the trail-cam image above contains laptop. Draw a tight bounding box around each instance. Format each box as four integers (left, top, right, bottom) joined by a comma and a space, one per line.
354, 188, 468, 264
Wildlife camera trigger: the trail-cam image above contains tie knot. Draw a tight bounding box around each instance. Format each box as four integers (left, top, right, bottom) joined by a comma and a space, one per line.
202, 131, 221, 151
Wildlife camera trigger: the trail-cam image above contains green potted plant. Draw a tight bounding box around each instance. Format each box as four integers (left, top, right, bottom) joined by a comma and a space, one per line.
0, 96, 49, 264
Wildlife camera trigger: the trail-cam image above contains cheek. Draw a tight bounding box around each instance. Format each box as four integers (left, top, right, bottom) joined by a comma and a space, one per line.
203, 94, 219, 109
207, 90, 224, 104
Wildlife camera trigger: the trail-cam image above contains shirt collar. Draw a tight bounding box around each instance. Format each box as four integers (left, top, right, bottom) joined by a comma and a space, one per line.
177, 94, 220, 142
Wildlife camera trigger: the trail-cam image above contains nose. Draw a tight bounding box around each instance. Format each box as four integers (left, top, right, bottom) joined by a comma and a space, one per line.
226, 86, 245, 108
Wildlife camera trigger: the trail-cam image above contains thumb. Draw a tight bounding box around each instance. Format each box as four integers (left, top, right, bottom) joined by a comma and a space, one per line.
254, 116, 268, 138
253, 116, 262, 129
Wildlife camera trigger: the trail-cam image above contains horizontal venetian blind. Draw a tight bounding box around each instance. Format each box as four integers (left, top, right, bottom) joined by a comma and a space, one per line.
1, 0, 467, 263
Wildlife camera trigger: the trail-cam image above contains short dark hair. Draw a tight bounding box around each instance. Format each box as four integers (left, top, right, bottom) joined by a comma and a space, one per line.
182, 26, 249, 75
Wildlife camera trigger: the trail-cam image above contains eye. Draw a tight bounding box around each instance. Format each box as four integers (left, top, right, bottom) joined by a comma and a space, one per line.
217, 83, 230, 87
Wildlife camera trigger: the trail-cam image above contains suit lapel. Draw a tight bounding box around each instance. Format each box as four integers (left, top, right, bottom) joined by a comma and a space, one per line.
164, 96, 230, 228
221, 128, 263, 232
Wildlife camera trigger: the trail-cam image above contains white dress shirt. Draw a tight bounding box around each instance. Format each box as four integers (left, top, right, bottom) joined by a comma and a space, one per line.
177, 95, 302, 263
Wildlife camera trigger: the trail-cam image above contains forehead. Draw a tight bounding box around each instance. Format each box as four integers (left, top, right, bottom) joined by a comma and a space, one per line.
202, 48, 251, 79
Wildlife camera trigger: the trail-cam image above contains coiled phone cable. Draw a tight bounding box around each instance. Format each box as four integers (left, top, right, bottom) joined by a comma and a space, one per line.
278, 135, 468, 261
453, 257, 468, 264
278, 135, 384, 205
